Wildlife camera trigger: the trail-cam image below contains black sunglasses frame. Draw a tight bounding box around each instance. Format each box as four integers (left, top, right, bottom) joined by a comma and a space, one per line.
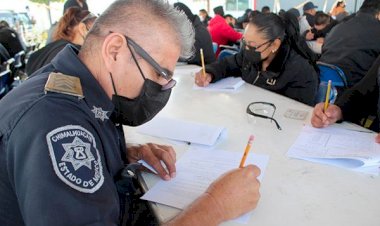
124, 36, 173, 81
108, 31, 176, 90
242, 39, 273, 51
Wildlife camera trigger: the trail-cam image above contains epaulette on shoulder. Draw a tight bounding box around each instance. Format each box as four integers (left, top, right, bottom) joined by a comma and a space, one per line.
44, 72, 84, 98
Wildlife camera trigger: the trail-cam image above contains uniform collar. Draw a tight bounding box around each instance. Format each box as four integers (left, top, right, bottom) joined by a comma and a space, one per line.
51, 45, 114, 121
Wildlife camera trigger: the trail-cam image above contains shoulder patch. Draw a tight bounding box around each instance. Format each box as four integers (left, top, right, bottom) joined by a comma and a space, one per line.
46, 125, 104, 193
45, 72, 84, 98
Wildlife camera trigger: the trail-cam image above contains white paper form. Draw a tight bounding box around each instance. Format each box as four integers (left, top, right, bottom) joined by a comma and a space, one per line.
287, 125, 380, 174
141, 148, 270, 224
193, 77, 245, 92
137, 117, 226, 146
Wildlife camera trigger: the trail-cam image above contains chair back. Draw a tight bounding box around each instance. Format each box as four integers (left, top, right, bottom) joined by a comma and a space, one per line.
0, 69, 11, 98
314, 81, 338, 104
218, 49, 238, 61
317, 61, 348, 88
13, 50, 25, 69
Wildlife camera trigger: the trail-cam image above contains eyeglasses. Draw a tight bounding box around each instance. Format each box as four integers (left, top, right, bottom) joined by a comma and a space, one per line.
242, 38, 273, 51
124, 36, 173, 81
246, 102, 282, 130
124, 35, 176, 90
109, 32, 176, 90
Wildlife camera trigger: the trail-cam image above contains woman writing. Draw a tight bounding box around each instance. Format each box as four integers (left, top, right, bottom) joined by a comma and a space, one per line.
195, 12, 318, 106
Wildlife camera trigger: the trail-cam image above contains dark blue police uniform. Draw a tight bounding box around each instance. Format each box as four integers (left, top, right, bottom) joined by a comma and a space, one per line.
0, 45, 131, 225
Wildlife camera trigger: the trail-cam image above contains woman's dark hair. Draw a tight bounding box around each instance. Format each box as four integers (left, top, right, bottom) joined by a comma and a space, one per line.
315, 12, 331, 26
53, 7, 93, 42
249, 13, 286, 42
249, 12, 318, 66
174, 2, 196, 23
281, 12, 318, 65
248, 10, 261, 20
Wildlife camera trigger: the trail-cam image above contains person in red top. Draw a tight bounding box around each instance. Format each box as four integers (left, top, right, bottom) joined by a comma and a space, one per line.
208, 6, 242, 56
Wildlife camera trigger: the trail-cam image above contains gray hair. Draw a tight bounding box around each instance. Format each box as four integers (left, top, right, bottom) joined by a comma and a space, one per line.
87, 0, 194, 59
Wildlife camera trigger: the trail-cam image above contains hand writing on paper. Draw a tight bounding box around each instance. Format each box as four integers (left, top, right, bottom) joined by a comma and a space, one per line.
127, 143, 176, 180
205, 165, 261, 221
195, 70, 212, 87
311, 102, 342, 128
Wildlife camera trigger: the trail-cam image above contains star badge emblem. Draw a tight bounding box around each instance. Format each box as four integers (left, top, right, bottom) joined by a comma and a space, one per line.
91, 106, 109, 121
61, 137, 95, 171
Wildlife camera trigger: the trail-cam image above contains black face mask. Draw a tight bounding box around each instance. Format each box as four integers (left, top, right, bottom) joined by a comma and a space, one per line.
108, 33, 176, 126
111, 76, 171, 126
242, 39, 274, 64
244, 47, 263, 64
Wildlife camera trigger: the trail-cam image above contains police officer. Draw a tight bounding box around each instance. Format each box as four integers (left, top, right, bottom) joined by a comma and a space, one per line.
0, 0, 261, 225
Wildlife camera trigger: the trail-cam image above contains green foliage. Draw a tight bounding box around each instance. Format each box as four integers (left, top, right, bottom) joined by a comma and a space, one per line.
29, 0, 64, 5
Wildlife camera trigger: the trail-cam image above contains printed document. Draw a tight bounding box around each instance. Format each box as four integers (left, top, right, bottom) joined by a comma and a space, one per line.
287, 125, 380, 175
137, 117, 226, 146
141, 148, 269, 224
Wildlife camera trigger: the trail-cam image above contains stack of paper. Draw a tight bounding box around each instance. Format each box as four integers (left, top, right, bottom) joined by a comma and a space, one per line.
287, 125, 380, 175
194, 77, 245, 91
137, 117, 226, 146
141, 148, 269, 224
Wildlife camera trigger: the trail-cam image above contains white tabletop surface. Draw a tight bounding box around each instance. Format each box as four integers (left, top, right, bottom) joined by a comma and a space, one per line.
124, 64, 380, 226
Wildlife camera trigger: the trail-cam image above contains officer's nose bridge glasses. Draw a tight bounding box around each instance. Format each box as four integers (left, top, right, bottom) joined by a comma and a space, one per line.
109, 31, 176, 91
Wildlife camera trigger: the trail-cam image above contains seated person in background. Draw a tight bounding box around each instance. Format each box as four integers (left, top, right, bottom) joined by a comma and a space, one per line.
330, 1, 349, 21
278, 9, 286, 17
311, 55, 380, 140
195, 12, 319, 106
319, 0, 380, 87
47, 0, 90, 44
261, 6, 271, 14
224, 14, 236, 28
199, 9, 211, 27
26, 7, 97, 76
0, 0, 261, 225
208, 6, 242, 56
174, 3, 215, 65
299, 2, 318, 34
288, 8, 301, 19
236, 9, 252, 29
0, 21, 26, 58
304, 12, 337, 54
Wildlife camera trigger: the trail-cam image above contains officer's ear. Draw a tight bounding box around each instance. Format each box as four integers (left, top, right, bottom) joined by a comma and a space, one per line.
101, 33, 125, 72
